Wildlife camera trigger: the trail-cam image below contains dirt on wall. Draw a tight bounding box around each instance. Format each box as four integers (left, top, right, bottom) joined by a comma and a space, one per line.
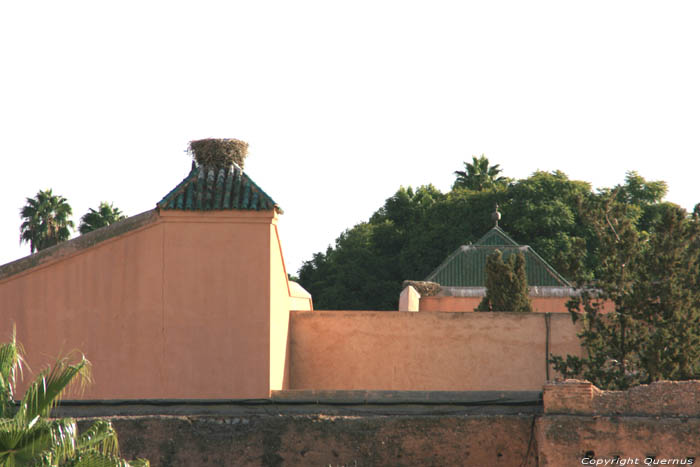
77, 413, 538, 467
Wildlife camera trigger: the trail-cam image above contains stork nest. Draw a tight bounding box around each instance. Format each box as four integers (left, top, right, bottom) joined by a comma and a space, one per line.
189, 138, 248, 169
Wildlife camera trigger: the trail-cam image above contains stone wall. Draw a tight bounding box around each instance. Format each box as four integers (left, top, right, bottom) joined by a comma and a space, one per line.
76, 408, 538, 467
539, 380, 700, 466
72, 382, 700, 467
544, 379, 700, 417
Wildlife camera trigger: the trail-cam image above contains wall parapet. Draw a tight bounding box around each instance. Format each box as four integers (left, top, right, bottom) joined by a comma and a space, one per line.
544, 379, 700, 417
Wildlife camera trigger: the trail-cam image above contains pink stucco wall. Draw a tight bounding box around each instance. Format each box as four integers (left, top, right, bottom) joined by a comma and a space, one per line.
0, 209, 294, 399
289, 310, 582, 391
1, 207, 589, 398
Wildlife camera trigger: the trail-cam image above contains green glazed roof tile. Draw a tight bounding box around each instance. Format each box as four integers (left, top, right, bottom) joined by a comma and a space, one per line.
158, 162, 280, 213
425, 226, 571, 287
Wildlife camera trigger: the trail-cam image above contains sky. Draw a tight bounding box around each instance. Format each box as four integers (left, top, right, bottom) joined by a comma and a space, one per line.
1, 1, 699, 275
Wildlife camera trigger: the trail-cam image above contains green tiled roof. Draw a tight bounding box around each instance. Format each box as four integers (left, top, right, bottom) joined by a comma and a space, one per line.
425, 227, 571, 287
157, 162, 279, 212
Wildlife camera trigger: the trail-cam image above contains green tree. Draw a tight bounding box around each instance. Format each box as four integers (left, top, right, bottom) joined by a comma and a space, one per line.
550, 193, 700, 390
19, 190, 74, 253
0, 329, 149, 466
453, 155, 508, 191
299, 185, 445, 310
476, 250, 532, 312
503, 171, 592, 281
79, 202, 126, 234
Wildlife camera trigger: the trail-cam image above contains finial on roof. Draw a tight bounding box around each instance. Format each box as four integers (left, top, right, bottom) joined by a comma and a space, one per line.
492, 203, 501, 227
189, 138, 249, 169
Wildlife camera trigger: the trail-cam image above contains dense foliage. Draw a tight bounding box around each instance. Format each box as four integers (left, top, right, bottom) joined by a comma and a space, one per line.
298, 164, 679, 312
299, 167, 597, 310
0, 330, 149, 466
476, 251, 532, 312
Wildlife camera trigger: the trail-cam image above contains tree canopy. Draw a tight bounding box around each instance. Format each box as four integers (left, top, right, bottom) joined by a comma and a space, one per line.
452, 155, 508, 191
79, 202, 126, 234
19, 190, 74, 254
550, 191, 700, 389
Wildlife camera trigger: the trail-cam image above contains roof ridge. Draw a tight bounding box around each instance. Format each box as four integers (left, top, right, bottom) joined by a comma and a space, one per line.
519, 245, 572, 287
474, 226, 520, 246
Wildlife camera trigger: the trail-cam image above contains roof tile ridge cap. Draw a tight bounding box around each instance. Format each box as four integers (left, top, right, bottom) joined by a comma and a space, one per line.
523, 245, 572, 287
491, 225, 519, 245
157, 163, 199, 208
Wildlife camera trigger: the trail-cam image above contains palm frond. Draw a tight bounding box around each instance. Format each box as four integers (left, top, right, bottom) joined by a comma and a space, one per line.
0, 326, 25, 418
17, 355, 91, 420
75, 420, 119, 458
0, 335, 148, 466
0, 416, 78, 466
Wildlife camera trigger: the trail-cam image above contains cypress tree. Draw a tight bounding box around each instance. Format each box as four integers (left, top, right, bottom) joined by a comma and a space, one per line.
476, 250, 532, 312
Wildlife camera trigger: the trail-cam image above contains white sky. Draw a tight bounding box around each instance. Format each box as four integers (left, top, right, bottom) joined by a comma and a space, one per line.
1, 1, 699, 275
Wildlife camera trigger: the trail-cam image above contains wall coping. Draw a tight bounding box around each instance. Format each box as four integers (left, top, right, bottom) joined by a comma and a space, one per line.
47, 391, 543, 418
0, 210, 159, 282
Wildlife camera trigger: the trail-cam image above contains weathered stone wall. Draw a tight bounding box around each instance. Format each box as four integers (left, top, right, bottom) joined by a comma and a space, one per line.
539, 380, 700, 466
537, 416, 699, 467
66, 380, 700, 467
544, 379, 700, 417
78, 412, 538, 467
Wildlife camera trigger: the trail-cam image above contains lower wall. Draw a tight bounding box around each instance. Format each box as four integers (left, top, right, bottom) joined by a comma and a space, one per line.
537, 416, 699, 466
73, 380, 700, 467
79, 412, 538, 467
290, 311, 582, 391
538, 380, 700, 466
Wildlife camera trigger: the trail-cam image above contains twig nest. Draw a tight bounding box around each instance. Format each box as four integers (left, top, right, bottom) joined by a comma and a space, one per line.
189, 138, 249, 169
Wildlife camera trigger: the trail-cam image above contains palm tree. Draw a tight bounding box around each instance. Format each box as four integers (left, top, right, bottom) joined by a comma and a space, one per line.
453, 155, 508, 191
79, 202, 126, 235
0, 329, 149, 466
19, 190, 74, 254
